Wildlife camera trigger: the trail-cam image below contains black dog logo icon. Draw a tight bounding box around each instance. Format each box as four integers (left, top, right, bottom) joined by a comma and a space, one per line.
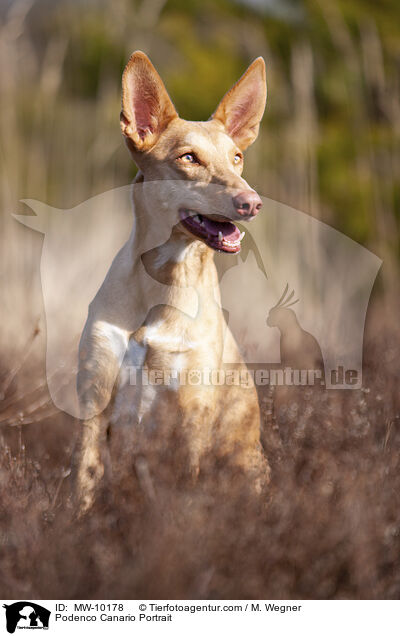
3, 602, 50, 633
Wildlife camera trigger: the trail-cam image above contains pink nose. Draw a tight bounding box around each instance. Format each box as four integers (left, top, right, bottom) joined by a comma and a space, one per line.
232, 191, 263, 217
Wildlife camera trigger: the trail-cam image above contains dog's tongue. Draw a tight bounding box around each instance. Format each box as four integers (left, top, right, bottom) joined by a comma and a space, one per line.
202, 216, 240, 241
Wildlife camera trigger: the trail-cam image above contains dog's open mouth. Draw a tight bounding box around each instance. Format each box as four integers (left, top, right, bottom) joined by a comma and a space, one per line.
179, 210, 244, 253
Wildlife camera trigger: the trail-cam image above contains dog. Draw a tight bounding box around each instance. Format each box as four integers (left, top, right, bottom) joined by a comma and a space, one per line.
74, 51, 270, 512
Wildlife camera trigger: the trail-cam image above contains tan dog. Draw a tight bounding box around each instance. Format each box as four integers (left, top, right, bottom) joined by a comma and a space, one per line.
75, 51, 269, 512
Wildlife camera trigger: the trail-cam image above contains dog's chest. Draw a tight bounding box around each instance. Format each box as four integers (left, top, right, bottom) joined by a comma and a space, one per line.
112, 309, 222, 427
137, 305, 223, 371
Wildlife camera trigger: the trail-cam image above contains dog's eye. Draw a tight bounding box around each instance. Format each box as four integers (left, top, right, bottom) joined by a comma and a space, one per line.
234, 153, 243, 165
178, 152, 200, 164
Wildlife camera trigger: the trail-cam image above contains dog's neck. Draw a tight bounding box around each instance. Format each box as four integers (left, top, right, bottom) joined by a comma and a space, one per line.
140, 226, 217, 289
132, 173, 218, 290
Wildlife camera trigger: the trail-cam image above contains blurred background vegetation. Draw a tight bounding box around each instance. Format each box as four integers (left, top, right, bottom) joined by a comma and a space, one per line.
0, 0, 399, 295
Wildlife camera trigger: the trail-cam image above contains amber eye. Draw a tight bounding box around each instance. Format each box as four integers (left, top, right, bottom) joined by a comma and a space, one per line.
178, 152, 199, 164
234, 153, 243, 165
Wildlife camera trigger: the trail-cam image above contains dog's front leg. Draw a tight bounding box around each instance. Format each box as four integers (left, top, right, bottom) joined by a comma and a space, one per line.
74, 319, 129, 513
75, 415, 108, 514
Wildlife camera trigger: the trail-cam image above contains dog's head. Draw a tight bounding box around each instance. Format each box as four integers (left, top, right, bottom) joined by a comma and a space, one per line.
120, 51, 267, 254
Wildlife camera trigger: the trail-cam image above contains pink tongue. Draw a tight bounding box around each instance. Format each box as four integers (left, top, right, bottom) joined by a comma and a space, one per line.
202, 216, 240, 241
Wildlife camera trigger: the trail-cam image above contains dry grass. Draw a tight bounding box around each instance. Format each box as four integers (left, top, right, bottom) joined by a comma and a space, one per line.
0, 301, 399, 600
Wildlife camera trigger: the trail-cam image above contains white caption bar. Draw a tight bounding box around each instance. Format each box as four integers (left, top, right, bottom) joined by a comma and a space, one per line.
1, 600, 398, 636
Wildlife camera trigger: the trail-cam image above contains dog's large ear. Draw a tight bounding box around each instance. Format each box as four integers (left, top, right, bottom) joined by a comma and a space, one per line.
120, 51, 178, 152
211, 58, 266, 150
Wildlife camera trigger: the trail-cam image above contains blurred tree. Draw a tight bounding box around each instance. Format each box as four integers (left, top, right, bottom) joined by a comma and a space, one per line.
0, 0, 399, 295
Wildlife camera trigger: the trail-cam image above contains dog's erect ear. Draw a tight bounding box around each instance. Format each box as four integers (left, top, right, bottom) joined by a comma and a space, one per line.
211, 57, 267, 150
120, 51, 178, 152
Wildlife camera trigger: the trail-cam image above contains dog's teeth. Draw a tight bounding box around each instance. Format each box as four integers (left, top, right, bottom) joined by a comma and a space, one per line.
239, 231, 245, 240
218, 232, 223, 242
193, 215, 201, 223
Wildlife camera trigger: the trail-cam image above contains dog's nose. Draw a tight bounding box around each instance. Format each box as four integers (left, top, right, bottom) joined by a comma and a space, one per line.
232, 191, 263, 217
